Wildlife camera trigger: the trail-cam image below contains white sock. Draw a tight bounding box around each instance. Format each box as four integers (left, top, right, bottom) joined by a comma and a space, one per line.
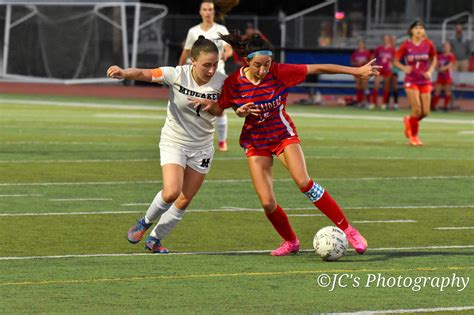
150, 205, 185, 240
216, 113, 227, 142
144, 191, 172, 223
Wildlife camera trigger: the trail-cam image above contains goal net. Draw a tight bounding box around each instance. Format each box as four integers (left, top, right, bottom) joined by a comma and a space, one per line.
0, 1, 167, 84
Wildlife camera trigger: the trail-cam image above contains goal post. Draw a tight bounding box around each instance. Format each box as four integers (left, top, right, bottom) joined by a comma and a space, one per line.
0, 1, 168, 84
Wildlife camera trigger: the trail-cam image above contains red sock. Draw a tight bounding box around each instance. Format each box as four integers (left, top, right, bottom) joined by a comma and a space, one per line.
300, 179, 349, 230
372, 89, 378, 104
432, 95, 440, 108
356, 89, 363, 103
265, 205, 297, 241
382, 90, 390, 104
409, 116, 419, 137
444, 95, 451, 109
365, 91, 371, 103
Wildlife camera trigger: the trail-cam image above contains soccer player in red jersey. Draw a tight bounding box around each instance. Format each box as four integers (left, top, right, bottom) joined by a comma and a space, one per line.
372, 35, 396, 109
431, 42, 456, 112
351, 39, 372, 107
193, 33, 381, 256
394, 20, 437, 146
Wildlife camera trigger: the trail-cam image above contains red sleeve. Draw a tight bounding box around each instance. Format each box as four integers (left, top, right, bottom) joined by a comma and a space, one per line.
394, 42, 406, 61
217, 77, 234, 109
272, 63, 307, 87
450, 53, 456, 63
427, 40, 437, 59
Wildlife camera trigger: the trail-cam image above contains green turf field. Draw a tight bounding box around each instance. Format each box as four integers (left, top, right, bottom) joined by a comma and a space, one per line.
0, 94, 473, 314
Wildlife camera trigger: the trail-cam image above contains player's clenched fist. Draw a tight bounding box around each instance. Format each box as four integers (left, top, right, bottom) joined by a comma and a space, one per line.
107, 65, 124, 79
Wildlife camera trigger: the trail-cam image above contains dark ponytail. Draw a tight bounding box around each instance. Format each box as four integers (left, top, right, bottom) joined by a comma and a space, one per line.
220, 32, 273, 59
190, 35, 219, 60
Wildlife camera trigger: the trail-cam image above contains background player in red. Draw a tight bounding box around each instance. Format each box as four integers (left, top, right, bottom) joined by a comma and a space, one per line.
351, 38, 372, 107
371, 35, 395, 110
431, 42, 456, 112
394, 20, 437, 146
194, 33, 380, 256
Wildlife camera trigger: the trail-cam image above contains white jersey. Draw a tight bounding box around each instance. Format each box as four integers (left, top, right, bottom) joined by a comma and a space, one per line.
184, 23, 230, 73
156, 64, 227, 150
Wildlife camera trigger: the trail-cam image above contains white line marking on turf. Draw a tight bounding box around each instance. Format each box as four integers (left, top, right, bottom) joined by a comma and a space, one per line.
353, 220, 417, 224
0, 194, 42, 197
435, 227, 474, 230
0, 99, 168, 111
287, 214, 324, 217
0, 245, 473, 261
0, 176, 472, 187
2, 98, 472, 125
459, 130, 474, 135
1, 205, 473, 217
1, 155, 474, 163
49, 198, 112, 202
94, 113, 165, 120
325, 306, 474, 315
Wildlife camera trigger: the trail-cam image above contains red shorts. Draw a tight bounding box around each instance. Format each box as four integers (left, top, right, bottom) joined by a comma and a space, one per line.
379, 69, 393, 77
404, 83, 432, 94
245, 136, 301, 157
436, 78, 452, 85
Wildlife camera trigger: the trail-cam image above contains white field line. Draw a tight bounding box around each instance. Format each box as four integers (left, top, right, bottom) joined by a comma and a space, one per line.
352, 220, 417, 224
1, 154, 474, 164
290, 112, 474, 125
325, 306, 474, 315
0, 99, 168, 111
49, 198, 113, 202
1, 98, 472, 125
0, 194, 42, 197
0, 175, 472, 187
435, 227, 474, 230
1, 205, 473, 217
94, 113, 165, 119
287, 214, 323, 217
0, 245, 473, 261
459, 130, 474, 135
1, 141, 154, 146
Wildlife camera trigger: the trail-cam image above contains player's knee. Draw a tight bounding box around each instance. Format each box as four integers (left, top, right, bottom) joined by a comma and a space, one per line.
261, 200, 278, 213
161, 189, 180, 203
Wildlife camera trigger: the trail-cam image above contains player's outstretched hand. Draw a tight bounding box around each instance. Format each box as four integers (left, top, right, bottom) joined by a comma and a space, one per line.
235, 102, 260, 117
107, 65, 124, 79
357, 59, 382, 79
189, 98, 215, 112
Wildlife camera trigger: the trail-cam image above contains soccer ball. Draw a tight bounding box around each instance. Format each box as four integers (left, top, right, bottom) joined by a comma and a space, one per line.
313, 226, 348, 261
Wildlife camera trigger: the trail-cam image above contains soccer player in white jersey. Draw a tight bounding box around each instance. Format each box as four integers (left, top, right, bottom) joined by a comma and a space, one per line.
178, 0, 235, 152
107, 36, 226, 253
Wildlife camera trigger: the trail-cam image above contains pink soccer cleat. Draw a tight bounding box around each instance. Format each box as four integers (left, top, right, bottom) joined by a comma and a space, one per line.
344, 225, 368, 254
271, 239, 300, 256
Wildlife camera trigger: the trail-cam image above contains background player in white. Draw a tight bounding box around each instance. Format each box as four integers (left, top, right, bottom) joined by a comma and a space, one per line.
178, 0, 236, 152
107, 36, 226, 253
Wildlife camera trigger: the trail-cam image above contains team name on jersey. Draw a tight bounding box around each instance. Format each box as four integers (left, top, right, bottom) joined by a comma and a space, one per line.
406, 53, 429, 62
178, 85, 219, 100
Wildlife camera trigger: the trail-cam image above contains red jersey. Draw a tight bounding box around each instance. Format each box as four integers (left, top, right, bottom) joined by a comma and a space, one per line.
436, 52, 455, 83
218, 63, 307, 150
374, 45, 395, 75
395, 38, 437, 86
351, 49, 371, 67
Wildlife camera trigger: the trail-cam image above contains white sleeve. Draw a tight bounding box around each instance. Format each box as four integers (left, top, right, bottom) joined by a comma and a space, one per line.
183, 29, 195, 50
161, 66, 179, 86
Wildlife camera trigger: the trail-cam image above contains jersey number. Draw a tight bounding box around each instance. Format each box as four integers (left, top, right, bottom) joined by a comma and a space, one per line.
195, 105, 202, 117
200, 158, 210, 168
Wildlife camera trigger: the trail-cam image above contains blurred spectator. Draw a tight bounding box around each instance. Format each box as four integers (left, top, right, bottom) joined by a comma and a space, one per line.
449, 23, 471, 72
318, 22, 332, 47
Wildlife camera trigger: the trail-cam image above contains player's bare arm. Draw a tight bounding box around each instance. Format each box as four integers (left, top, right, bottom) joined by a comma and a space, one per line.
393, 58, 412, 74
107, 66, 153, 82
306, 59, 381, 80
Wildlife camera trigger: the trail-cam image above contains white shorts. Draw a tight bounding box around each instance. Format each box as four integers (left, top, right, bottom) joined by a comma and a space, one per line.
159, 141, 214, 174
